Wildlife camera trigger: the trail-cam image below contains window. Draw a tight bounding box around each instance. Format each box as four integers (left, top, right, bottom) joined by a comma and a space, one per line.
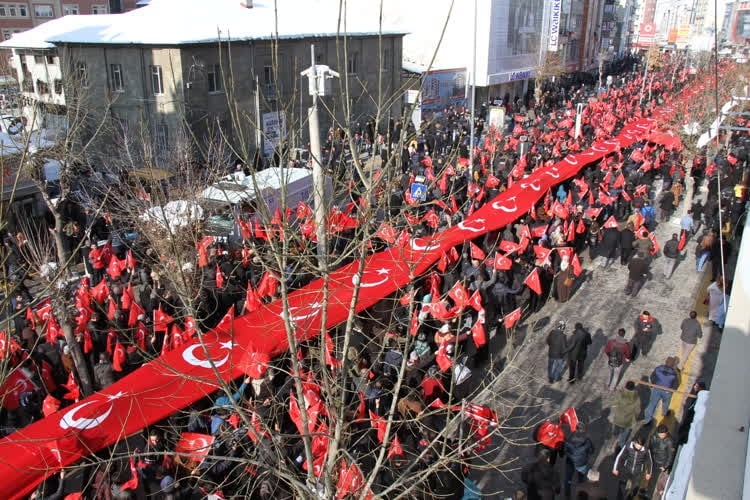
347, 52, 358, 74
46, 55, 55, 64
34, 5, 53, 18
150, 65, 163, 95
91, 4, 107, 14
63, 4, 79, 15
207, 64, 222, 93
382, 48, 390, 71
35, 79, 49, 94
110, 63, 123, 92
263, 65, 274, 85
54, 79, 62, 94
34, 55, 44, 64
154, 123, 168, 154
76, 61, 88, 87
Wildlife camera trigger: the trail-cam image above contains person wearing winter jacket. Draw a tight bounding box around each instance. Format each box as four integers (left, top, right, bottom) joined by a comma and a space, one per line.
648, 424, 675, 497
546, 321, 567, 384
643, 357, 679, 425
610, 380, 641, 452
521, 447, 561, 500
613, 434, 652, 500
565, 322, 592, 383
564, 422, 594, 497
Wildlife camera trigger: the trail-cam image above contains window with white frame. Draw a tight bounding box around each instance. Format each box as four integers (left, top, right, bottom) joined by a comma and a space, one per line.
76, 61, 88, 87
0, 4, 28, 17
207, 64, 222, 93
63, 4, 79, 15
91, 4, 107, 14
110, 63, 123, 92
150, 65, 163, 95
34, 5, 53, 18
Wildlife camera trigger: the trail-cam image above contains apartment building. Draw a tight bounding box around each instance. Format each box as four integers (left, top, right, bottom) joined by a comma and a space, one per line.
0, 1, 138, 41
0, 0, 404, 162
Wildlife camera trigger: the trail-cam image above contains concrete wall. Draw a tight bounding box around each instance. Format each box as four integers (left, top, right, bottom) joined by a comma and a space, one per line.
686, 212, 750, 498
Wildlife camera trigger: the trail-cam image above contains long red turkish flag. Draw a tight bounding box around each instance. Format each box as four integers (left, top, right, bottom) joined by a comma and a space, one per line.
0, 108, 686, 498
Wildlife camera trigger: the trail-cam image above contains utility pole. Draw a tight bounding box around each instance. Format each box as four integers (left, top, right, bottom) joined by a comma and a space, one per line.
468, 0, 478, 178
301, 45, 339, 271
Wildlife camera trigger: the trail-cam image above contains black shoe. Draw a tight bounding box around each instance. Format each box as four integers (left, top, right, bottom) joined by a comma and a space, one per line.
568, 379, 576, 384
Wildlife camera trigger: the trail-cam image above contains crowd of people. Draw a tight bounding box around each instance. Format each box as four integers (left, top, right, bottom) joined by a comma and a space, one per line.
0, 53, 747, 499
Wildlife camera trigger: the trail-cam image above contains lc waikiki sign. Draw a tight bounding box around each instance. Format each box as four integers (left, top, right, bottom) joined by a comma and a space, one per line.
548, 0, 562, 52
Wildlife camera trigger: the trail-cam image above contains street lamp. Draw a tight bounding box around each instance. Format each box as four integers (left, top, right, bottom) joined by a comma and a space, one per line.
301, 45, 339, 271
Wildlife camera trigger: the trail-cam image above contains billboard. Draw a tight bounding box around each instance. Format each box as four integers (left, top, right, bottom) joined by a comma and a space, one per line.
636, 22, 656, 47
548, 0, 562, 52
262, 111, 286, 158
420, 68, 467, 113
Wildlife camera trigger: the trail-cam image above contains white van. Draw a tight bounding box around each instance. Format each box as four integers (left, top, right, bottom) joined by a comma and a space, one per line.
201, 166, 330, 216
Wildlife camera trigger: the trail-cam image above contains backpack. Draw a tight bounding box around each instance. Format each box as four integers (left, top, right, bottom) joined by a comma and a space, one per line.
608, 343, 624, 367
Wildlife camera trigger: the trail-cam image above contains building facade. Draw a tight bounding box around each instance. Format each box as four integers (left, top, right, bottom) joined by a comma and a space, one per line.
2, 0, 404, 163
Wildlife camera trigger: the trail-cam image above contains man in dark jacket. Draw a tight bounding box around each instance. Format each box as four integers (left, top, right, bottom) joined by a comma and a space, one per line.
93, 352, 116, 390
648, 424, 675, 497
599, 225, 620, 268
565, 322, 592, 384
643, 357, 679, 425
546, 321, 567, 384
662, 233, 680, 278
619, 222, 636, 265
679, 310, 702, 363
521, 447, 561, 500
564, 422, 594, 497
624, 252, 650, 297
604, 329, 632, 391
613, 434, 653, 500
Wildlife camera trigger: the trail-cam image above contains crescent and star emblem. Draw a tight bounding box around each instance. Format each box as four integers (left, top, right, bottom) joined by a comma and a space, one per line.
520, 180, 542, 191
182, 341, 234, 369
564, 155, 578, 165
284, 302, 323, 322
59, 391, 126, 430
492, 196, 518, 213
353, 268, 390, 288
409, 238, 441, 252
457, 218, 486, 233
544, 167, 561, 179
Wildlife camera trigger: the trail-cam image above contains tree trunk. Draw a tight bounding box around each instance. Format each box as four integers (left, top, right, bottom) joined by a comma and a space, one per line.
51, 212, 71, 272
60, 320, 94, 396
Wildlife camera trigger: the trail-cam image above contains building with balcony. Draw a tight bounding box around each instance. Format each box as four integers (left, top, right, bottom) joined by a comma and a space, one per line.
0, 0, 404, 164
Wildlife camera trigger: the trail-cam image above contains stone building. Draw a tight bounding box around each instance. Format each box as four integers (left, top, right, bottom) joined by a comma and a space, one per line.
1, 0, 404, 163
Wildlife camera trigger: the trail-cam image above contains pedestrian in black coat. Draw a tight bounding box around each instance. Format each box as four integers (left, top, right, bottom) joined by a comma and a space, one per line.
522, 447, 561, 500
599, 226, 620, 268
619, 223, 636, 265
565, 322, 592, 383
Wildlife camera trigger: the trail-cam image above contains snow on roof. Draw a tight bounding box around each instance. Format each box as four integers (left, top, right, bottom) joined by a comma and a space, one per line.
201, 167, 311, 205
0, 129, 57, 157
0, 0, 404, 49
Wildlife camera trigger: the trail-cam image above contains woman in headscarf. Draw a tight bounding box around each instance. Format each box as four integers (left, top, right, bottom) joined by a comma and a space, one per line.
555, 255, 575, 303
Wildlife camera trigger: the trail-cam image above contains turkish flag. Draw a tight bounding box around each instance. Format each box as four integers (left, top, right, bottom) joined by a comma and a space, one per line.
503, 308, 522, 329
175, 432, 215, 463
128, 300, 145, 328
171, 323, 187, 351
106, 297, 118, 321
254, 220, 269, 241
518, 224, 531, 240
0, 330, 21, 360
106, 256, 126, 280
603, 216, 619, 229
524, 268, 542, 295
215, 265, 225, 289
409, 309, 420, 337
120, 283, 134, 311
467, 290, 483, 312
399, 289, 416, 306
83, 329, 94, 354
62, 372, 80, 402
336, 460, 373, 500
423, 209, 440, 229
551, 200, 569, 220
533, 245, 552, 263
112, 340, 128, 372
238, 350, 270, 378
90, 280, 110, 304
492, 253, 512, 271
388, 435, 405, 459
498, 240, 520, 254
471, 321, 486, 348
256, 272, 279, 299
576, 218, 586, 234
448, 281, 469, 308
621, 189, 632, 202
375, 222, 397, 244
426, 272, 442, 301
216, 305, 235, 333
531, 224, 548, 238
46, 316, 62, 345
153, 305, 174, 333
613, 171, 626, 188
585, 207, 602, 219
237, 216, 253, 239
120, 457, 139, 491
436, 344, 452, 372
369, 410, 387, 443
244, 283, 261, 314
571, 254, 583, 276
469, 242, 486, 260
0, 368, 37, 410
125, 249, 137, 271
42, 394, 60, 417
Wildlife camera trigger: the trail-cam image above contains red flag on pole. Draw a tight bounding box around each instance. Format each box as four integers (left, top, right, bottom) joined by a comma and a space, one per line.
469, 242, 486, 260
471, 321, 486, 348
498, 240, 520, 254
112, 341, 127, 372
153, 305, 174, 333
120, 457, 139, 491
492, 253, 512, 271
447, 281, 469, 308
244, 283, 261, 313
503, 308, 522, 329
571, 253, 583, 277
467, 290, 483, 312
524, 268, 542, 295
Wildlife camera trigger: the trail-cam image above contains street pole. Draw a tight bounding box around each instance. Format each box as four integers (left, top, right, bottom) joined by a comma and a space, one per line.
468, 0, 477, 179
255, 74, 262, 166
307, 44, 328, 271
